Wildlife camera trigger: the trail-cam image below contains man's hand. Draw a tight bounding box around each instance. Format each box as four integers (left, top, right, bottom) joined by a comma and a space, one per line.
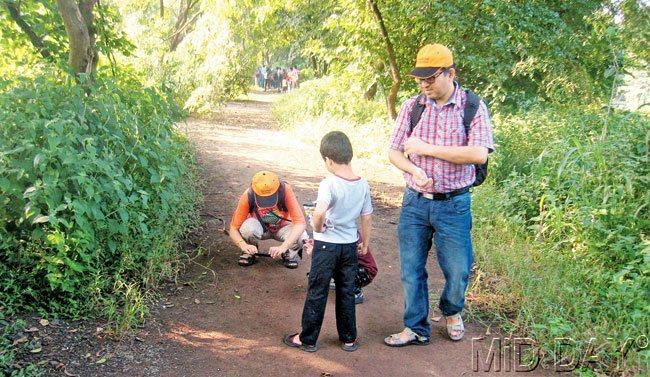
240, 243, 258, 255
411, 166, 433, 190
302, 239, 314, 256
358, 243, 369, 256
268, 245, 287, 259
404, 136, 430, 156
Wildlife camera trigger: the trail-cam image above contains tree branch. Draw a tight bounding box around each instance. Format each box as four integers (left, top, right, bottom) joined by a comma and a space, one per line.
4, 0, 53, 60
367, 0, 401, 119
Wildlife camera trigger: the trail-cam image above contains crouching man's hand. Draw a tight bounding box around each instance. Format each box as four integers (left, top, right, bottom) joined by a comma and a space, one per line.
240, 243, 258, 255
268, 246, 287, 259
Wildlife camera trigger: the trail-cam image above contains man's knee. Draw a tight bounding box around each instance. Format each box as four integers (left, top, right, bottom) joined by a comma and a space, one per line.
239, 218, 263, 241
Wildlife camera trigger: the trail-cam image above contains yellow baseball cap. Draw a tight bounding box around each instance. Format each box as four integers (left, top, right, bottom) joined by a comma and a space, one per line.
410, 44, 454, 78
251, 171, 280, 207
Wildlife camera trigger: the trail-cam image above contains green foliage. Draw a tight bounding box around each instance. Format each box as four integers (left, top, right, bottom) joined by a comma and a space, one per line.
114, 0, 253, 114
274, 75, 386, 125
0, 1, 134, 71
272, 75, 390, 161
0, 70, 200, 327
0, 319, 41, 376
470, 106, 649, 375
229, 0, 628, 111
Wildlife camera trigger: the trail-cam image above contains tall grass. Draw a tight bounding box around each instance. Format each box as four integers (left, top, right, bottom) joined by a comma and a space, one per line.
470, 106, 649, 375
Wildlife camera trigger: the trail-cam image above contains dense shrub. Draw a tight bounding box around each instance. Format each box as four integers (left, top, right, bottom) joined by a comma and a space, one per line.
0, 72, 200, 329
471, 106, 649, 374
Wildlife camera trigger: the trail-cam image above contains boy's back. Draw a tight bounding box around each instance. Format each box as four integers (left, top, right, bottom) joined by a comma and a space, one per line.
314, 175, 372, 245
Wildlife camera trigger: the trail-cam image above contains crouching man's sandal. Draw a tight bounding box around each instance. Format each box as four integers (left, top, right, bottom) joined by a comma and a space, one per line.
383, 328, 429, 347
238, 254, 256, 267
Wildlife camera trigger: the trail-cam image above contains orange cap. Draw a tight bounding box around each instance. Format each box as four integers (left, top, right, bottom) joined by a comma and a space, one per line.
251, 171, 280, 207
410, 44, 454, 78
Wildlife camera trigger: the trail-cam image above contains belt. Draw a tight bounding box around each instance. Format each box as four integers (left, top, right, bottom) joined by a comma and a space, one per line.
408, 186, 470, 200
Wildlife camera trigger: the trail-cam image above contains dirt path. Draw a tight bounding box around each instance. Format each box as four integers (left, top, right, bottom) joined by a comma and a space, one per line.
143, 92, 547, 377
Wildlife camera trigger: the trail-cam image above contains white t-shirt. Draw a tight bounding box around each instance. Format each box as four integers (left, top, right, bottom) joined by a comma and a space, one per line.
313, 174, 373, 244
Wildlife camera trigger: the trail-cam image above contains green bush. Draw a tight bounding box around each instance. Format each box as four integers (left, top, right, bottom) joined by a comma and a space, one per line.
0, 72, 200, 329
470, 105, 649, 374
274, 75, 387, 126
272, 75, 391, 163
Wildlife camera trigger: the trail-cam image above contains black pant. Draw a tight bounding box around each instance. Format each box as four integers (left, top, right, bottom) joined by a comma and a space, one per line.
299, 240, 358, 345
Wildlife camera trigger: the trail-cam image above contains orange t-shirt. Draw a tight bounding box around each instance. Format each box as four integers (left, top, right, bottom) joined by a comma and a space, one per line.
230, 183, 306, 232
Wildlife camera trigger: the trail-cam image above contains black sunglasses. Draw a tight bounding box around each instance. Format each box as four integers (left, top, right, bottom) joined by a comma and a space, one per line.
415, 69, 448, 85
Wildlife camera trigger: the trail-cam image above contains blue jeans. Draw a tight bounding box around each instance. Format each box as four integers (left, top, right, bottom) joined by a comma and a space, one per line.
398, 188, 473, 337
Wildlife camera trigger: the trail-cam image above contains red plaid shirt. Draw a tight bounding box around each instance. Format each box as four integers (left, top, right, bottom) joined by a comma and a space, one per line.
388, 83, 494, 193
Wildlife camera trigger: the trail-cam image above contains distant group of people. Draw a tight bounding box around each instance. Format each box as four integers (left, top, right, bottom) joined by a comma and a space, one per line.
229, 43, 494, 353
254, 65, 300, 93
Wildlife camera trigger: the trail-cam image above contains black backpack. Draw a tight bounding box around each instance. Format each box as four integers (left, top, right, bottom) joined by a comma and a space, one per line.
409, 89, 488, 187
247, 181, 291, 232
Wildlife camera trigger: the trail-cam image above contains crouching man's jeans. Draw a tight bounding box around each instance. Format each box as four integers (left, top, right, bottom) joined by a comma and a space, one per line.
398, 188, 473, 338
238, 218, 308, 260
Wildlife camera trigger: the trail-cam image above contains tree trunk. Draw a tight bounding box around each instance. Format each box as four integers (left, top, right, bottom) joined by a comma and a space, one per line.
56, 0, 94, 76
160, 0, 164, 18
367, 0, 400, 119
4, 0, 53, 60
169, 0, 199, 52
364, 82, 377, 100
78, 0, 98, 76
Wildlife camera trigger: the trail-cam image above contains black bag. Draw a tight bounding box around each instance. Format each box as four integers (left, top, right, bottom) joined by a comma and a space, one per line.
409, 89, 488, 187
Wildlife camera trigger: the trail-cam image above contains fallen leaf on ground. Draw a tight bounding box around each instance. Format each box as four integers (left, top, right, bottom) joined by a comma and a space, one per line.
194, 299, 201, 304
64, 368, 79, 377
39, 319, 49, 326
12, 336, 28, 345
24, 327, 39, 333
96, 357, 107, 364
30, 347, 42, 353
49, 360, 65, 369
234, 295, 241, 299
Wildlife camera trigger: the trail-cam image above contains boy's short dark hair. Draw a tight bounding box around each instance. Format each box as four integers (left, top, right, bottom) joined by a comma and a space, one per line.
320, 131, 353, 164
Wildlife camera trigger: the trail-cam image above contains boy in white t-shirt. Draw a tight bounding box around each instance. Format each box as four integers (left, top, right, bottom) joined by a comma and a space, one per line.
283, 131, 373, 352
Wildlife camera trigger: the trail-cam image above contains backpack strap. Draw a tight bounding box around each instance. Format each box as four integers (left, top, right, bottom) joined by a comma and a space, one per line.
408, 94, 427, 135
247, 188, 268, 232
276, 181, 287, 212
462, 90, 481, 139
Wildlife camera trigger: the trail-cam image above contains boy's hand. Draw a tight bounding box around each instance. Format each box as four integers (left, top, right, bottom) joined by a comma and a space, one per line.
303, 239, 314, 256
358, 243, 369, 256
268, 246, 286, 259
240, 243, 258, 254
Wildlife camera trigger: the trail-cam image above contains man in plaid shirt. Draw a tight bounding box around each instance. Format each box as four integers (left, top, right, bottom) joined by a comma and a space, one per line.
384, 44, 494, 347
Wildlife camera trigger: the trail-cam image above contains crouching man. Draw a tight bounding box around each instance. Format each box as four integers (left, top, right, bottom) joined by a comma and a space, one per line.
229, 171, 308, 268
